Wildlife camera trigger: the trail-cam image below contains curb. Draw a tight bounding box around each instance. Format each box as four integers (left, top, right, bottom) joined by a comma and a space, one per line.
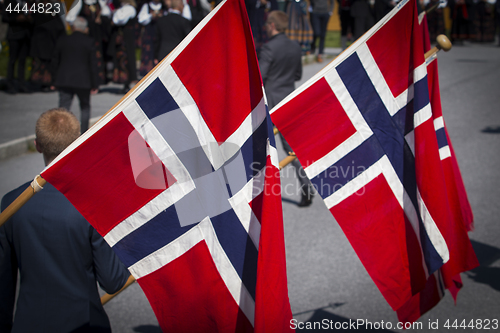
0, 135, 37, 160
0, 116, 101, 161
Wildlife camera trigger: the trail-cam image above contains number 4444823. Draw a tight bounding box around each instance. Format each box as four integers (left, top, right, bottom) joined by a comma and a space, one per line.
4, 2, 61, 15
444, 319, 499, 330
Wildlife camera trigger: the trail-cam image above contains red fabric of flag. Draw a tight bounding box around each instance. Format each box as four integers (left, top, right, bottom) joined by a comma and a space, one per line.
41, 0, 294, 331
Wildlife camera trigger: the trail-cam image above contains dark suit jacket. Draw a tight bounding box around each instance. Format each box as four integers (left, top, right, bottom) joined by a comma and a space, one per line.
30, 11, 66, 60
350, 0, 373, 17
154, 12, 191, 61
1, 0, 33, 40
374, 0, 393, 21
0, 182, 130, 333
258, 33, 302, 109
52, 31, 99, 90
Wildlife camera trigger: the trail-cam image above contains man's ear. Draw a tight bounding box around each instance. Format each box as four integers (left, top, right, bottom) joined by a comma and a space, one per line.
34, 140, 43, 154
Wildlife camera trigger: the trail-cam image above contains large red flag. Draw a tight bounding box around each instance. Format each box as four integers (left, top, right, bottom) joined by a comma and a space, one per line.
271, 0, 463, 315
40, 0, 294, 331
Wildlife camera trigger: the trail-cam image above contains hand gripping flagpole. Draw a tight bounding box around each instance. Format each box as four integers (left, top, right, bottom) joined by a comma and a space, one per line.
275, 34, 453, 171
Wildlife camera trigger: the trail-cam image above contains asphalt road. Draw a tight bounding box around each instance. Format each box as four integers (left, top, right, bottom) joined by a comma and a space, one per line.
0, 43, 499, 332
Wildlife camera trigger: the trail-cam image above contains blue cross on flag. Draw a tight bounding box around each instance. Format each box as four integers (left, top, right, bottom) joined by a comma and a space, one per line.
41, 0, 294, 331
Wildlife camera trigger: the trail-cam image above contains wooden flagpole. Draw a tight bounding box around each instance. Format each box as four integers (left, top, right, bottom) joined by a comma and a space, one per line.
425, 2, 440, 16
279, 153, 296, 170
275, 34, 452, 171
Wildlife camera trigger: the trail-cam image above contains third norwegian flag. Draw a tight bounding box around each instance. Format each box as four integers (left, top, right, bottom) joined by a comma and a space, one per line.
395, 14, 478, 323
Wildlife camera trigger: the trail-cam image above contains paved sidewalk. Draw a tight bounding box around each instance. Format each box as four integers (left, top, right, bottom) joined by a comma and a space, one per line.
0, 83, 124, 159
0, 48, 341, 160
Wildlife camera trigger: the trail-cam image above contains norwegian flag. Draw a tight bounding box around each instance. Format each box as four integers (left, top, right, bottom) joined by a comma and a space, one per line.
271, 0, 456, 312
40, 0, 293, 331
425, 30, 478, 298
395, 13, 478, 323
423, 22, 474, 234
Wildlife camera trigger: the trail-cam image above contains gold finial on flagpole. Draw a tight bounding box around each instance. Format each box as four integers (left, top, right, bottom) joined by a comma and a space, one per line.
436, 34, 452, 52
424, 34, 452, 61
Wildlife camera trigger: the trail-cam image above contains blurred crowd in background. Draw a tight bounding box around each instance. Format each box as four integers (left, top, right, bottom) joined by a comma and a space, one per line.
1, 0, 499, 95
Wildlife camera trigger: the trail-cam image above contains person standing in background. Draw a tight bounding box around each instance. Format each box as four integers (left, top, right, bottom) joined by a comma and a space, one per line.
51, 17, 99, 133
2, 0, 33, 94
448, 0, 476, 44
309, 0, 334, 62
373, 0, 394, 22
285, 0, 314, 55
30, 0, 66, 92
259, 10, 314, 207
80, 0, 107, 85
154, 0, 191, 63
138, 0, 166, 76
185, 0, 210, 28
337, 0, 354, 50
109, 0, 138, 93
425, 0, 445, 43
350, 0, 374, 40
246, 0, 279, 56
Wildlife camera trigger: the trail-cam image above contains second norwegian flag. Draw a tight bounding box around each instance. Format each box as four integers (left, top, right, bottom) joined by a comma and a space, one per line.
271, 0, 477, 316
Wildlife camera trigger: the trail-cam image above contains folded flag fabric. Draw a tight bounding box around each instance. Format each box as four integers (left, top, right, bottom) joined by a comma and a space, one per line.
395, 13, 478, 323
40, 0, 293, 331
425, 31, 478, 297
423, 22, 474, 233
271, 0, 457, 312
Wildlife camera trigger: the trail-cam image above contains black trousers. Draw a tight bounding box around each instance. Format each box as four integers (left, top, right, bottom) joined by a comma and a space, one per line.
7, 37, 30, 86
311, 13, 331, 55
123, 25, 138, 84
58, 87, 91, 133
